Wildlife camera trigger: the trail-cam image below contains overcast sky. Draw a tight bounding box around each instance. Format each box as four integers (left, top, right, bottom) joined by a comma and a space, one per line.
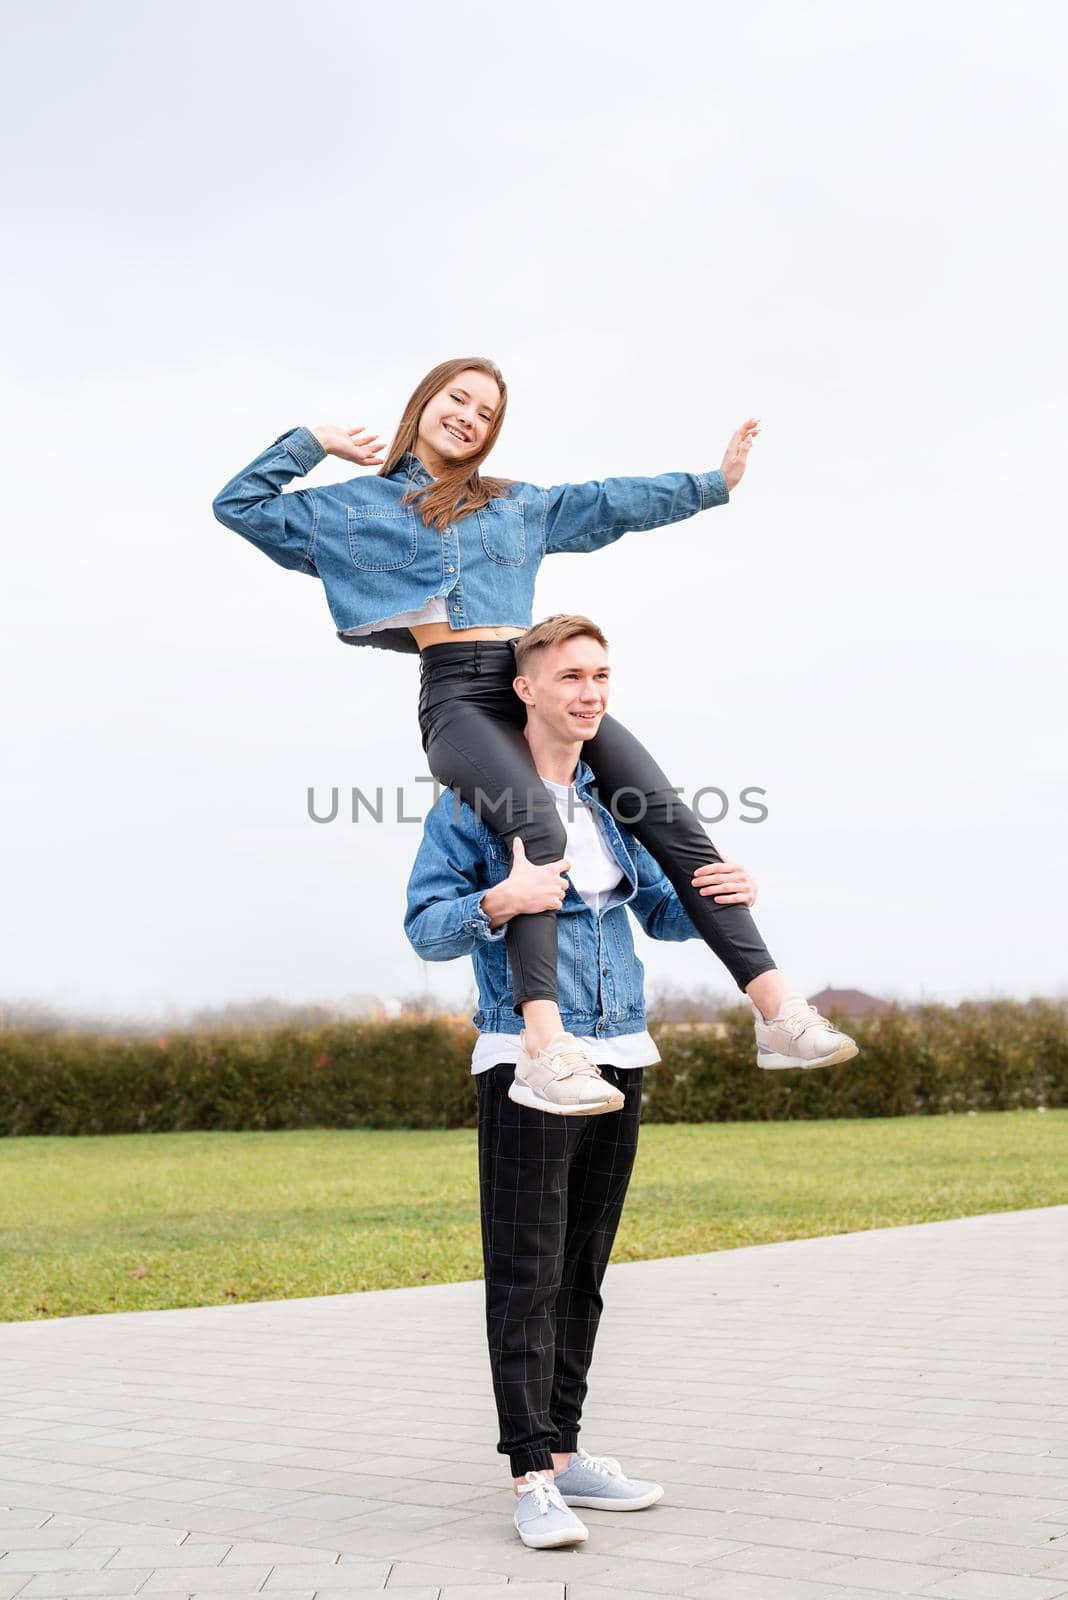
3, 0, 1065, 1024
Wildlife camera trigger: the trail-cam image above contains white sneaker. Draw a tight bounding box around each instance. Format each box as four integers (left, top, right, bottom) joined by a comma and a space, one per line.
553, 1446, 664, 1511
513, 1470, 589, 1548
509, 1031, 625, 1117
754, 995, 859, 1071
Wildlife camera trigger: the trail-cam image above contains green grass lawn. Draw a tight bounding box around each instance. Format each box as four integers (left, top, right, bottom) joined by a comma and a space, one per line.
2, 1110, 1066, 1322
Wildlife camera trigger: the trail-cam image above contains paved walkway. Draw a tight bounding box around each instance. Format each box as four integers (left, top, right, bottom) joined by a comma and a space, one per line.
1, 1207, 1067, 1600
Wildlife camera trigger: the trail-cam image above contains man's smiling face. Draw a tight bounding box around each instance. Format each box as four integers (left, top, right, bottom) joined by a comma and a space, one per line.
515, 634, 611, 746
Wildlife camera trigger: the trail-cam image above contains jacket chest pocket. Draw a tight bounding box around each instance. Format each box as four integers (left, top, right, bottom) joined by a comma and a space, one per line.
477, 499, 525, 566
347, 507, 419, 571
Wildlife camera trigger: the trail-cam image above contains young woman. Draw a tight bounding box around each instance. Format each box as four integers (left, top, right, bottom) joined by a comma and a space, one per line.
213, 357, 857, 1113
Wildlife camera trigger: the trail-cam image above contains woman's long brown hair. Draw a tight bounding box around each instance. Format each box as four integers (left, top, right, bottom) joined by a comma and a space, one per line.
378, 357, 512, 531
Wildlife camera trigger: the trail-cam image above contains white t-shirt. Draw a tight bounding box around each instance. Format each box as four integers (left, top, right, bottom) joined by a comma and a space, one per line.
471, 775, 661, 1075
339, 595, 448, 638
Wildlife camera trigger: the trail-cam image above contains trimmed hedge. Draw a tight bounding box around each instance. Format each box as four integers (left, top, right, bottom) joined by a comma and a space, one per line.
643, 1001, 1067, 1122
0, 1002, 1065, 1136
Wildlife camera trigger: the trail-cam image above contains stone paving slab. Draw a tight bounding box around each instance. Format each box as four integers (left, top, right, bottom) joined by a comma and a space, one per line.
1, 1206, 1067, 1598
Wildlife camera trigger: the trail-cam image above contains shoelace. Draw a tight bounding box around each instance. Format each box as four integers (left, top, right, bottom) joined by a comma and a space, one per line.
518, 1470, 565, 1514
781, 1005, 835, 1041
577, 1447, 625, 1477
540, 1035, 605, 1082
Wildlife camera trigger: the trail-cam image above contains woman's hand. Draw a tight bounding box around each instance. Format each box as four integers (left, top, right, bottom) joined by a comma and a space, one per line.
311, 424, 386, 466
719, 417, 760, 491
692, 857, 757, 906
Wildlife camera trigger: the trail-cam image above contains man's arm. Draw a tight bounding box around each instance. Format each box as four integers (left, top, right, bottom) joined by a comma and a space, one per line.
405, 819, 574, 959
404, 801, 508, 962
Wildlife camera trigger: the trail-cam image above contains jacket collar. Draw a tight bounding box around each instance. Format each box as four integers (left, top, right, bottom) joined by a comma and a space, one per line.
573, 757, 597, 796
393, 450, 433, 486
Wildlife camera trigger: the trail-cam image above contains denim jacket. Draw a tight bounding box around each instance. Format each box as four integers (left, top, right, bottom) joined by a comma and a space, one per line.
212, 427, 730, 655
404, 758, 701, 1036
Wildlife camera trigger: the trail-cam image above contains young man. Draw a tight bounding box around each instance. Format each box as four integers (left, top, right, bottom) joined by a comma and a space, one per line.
404, 614, 855, 1549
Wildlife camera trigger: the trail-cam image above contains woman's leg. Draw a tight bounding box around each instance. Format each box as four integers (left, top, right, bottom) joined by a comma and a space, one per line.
583, 712, 779, 997
585, 715, 859, 1065
420, 666, 567, 1023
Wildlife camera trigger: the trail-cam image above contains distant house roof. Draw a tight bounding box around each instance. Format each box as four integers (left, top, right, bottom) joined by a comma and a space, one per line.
808, 986, 889, 1017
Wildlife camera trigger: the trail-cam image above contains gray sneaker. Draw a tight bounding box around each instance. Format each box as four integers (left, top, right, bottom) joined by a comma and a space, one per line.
553, 1447, 664, 1511
513, 1470, 589, 1548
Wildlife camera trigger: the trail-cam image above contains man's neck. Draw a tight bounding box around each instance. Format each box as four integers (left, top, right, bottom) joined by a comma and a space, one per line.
524, 722, 580, 787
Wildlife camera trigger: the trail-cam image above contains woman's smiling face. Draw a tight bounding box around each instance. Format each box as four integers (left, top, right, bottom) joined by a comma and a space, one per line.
415, 367, 502, 474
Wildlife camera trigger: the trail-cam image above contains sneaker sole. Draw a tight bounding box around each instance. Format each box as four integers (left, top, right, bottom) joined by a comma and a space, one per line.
560, 1485, 665, 1511
515, 1521, 589, 1548
757, 1039, 860, 1072
508, 1081, 625, 1116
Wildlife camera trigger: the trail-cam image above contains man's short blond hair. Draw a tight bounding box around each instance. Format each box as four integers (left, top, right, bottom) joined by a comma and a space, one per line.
513, 614, 609, 678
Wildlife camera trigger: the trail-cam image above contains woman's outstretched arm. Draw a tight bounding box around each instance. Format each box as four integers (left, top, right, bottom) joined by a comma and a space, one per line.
541, 417, 759, 556
211, 424, 383, 574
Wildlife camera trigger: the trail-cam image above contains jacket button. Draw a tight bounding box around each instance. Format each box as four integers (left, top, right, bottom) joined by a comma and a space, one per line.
446, 565, 454, 573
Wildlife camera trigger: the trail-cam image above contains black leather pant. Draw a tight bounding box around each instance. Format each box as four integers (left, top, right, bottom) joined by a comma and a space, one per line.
418, 638, 777, 1013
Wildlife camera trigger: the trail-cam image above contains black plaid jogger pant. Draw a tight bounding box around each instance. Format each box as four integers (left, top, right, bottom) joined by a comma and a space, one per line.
476, 1060, 643, 1478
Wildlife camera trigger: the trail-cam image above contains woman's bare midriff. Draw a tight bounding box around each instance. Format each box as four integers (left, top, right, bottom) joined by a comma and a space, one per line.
409, 622, 529, 651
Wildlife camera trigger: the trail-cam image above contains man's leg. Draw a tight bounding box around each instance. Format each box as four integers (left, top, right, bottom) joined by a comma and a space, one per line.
476, 1062, 582, 1485
548, 1064, 644, 1463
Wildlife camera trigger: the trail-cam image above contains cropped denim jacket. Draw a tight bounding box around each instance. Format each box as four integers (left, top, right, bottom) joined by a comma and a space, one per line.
211, 426, 730, 655
404, 758, 701, 1037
